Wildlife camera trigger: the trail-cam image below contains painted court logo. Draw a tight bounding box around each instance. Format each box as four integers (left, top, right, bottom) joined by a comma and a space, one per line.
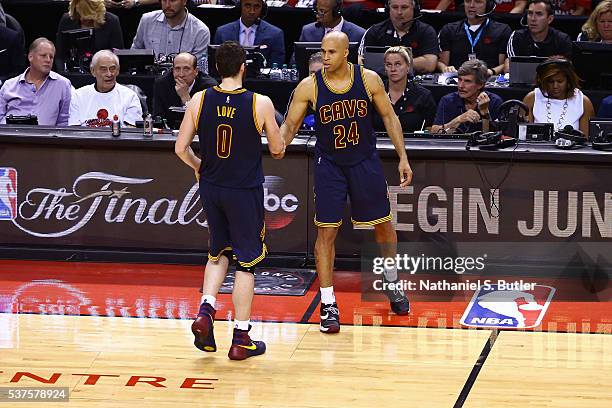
0, 168, 17, 220
460, 284, 555, 329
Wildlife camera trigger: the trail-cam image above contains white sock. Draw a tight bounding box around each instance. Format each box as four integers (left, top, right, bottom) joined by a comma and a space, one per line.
234, 319, 250, 331
320, 286, 336, 305
201, 295, 216, 308
383, 267, 398, 282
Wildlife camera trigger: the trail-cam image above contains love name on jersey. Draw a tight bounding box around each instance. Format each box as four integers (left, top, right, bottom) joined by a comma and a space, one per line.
319, 99, 368, 124
216, 105, 236, 119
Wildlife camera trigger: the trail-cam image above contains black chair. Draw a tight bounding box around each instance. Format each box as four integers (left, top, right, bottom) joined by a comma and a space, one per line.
5, 14, 25, 53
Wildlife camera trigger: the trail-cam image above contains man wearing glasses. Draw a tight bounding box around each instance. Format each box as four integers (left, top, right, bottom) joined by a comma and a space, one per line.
298, 0, 365, 42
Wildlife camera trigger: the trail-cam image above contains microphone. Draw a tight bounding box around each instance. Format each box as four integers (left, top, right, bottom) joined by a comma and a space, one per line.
475, 4, 496, 18
519, 13, 528, 27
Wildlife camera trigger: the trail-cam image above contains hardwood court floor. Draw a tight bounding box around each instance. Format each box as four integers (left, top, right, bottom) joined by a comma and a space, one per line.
0, 260, 611, 407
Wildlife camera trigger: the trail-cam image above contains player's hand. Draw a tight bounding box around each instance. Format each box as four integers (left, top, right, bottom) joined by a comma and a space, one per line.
398, 158, 412, 187
443, 65, 457, 73
476, 92, 490, 115
460, 109, 481, 124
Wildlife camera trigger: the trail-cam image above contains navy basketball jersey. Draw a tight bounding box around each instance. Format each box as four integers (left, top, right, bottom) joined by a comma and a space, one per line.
196, 86, 263, 188
314, 63, 376, 166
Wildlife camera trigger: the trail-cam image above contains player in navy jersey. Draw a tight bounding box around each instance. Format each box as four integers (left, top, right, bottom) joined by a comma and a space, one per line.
281, 32, 414, 334
175, 41, 285, 360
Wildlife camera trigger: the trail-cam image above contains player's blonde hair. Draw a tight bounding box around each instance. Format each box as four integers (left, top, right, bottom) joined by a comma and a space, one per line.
69, 0, 106, 27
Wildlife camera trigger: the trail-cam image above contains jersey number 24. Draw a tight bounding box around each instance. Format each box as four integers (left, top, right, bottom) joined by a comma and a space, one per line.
334, 121, 360, 149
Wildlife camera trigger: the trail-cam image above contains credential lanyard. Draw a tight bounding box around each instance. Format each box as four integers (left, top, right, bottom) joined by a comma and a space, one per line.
463, 19, 489, 53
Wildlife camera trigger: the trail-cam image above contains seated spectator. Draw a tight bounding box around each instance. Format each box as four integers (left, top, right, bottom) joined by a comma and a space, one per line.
214, 0, 285, 66
506, 0, 572, 71
550, 0, 590, 16
420, 0, 455, 11
373, 46, 436, 132
153, 52, 217, 128
359, 0, 438, 73
69, 49, 142, 126
301, 52, 324, 130
431, 59, 502, 133
597, 95, 612, 118
0, 38, 71, 125
55, 0, 124, 72
294, 0, 381, 9
298, 0, 366, 43
522, 59, 594, 136
493, 0, 527, 13
132, 0, 210, 72
577, 0, 612, 42
438, 0, 511, 77
0, 25, 24, 84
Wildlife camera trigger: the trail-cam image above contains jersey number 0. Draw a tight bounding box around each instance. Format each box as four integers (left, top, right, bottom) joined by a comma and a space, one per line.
216, 124, 233, 158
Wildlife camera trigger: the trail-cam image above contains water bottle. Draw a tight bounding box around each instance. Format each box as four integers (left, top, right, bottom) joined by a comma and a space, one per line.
111, 115, 121, 137
270, 63, 282, 80
282, 64, 290, 81
291, 64, 299, 82
143, 113, 153, 137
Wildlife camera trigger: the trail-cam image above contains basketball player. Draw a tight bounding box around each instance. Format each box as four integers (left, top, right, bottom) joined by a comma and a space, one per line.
175, 41, 285, 360
281, 32, 413, 333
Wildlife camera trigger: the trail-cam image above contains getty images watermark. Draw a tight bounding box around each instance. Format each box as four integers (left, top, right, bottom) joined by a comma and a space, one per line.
369, 252, 537, 292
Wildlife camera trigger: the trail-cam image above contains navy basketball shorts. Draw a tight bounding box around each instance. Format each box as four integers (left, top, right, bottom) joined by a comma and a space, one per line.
313, 151, 392, 227
198, 181, 267, 269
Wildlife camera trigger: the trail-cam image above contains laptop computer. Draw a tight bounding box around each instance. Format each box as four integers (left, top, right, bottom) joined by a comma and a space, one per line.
509, 56, 547, 86
589, 118, 612, 139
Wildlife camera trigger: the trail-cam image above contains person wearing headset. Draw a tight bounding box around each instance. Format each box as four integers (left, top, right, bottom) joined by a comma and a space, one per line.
505, 0, 572, 72
131, 0, 210, 72
431, 59, 503, 134
298, 0, 366, 43
359, 0, 439, 73
522, 59, 595, 137
437, 0, 511, 77
214, 0, 285, 65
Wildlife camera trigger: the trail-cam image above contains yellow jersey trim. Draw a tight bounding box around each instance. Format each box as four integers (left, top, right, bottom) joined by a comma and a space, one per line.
360, 65, 373, 102
322, 63, 354, 95
208, 246, 232, 262
194, 90, 206, 131
238, 243, 267, 268
253, 93, 263, 135
314, 217, 343, 228
351, 213, 393, 226
213, 86, 247, 94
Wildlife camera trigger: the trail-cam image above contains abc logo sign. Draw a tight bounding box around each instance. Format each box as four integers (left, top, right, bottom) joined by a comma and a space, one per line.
263, 176, 298, 230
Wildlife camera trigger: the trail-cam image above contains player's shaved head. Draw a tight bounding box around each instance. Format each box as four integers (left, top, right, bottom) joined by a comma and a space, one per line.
321, 31, 349, 51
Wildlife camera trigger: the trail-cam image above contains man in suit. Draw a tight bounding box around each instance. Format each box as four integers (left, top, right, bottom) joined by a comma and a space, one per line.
214, 0, 285, 66
153, 52, 217, 128
298, 0, 365, 43
0, 25, 24, 85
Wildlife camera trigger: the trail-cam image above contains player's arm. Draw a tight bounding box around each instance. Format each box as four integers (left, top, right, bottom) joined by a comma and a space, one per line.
175, 91, 203, 180
256, 93, 285, 159
365, 69, 413, 187
280, 76, 315, 146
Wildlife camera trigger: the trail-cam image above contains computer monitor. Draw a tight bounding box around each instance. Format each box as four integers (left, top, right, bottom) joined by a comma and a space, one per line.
509, 56, 548, 86
113, 49, 155, 74
362, 46, 389, 77
207, 45, 265, 79
60, 28, 94, 72
572, 41, 612, 89
294, 41, 359, 80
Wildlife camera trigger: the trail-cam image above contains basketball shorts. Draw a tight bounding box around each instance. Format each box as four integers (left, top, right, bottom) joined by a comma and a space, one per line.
199, 181, 266, 268
313, 151, 392, 227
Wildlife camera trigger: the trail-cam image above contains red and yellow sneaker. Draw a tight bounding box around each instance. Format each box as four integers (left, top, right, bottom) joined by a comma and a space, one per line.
228, 326, 266, 360
191, 302, 216, 352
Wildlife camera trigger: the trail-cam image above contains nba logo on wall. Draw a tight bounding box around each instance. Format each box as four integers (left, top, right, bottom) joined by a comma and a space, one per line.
460, 284, 555, 329
0, 168, 18, 220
